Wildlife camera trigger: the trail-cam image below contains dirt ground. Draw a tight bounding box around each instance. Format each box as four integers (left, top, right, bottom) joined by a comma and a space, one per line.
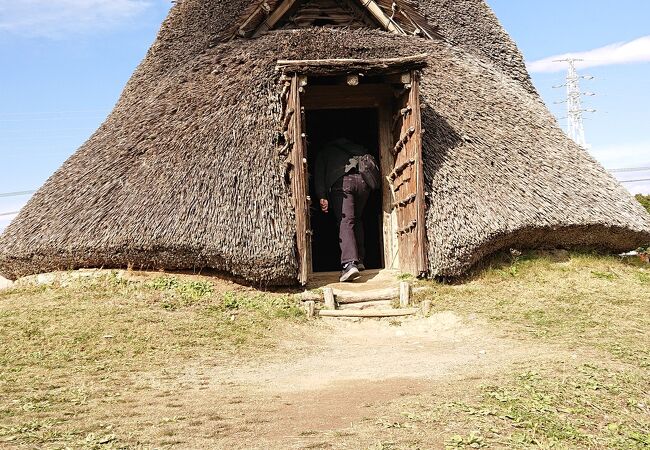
101, 313, 560, 449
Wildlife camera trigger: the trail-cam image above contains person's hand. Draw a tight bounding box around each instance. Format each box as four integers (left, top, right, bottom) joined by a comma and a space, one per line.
320, 199, 329, 213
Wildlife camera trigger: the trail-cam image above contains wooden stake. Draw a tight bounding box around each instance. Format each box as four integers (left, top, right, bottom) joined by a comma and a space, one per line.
399, 281, 411, 308
304, 300, 316, 318
323, 287, 336, 310
421, 300, 432, 316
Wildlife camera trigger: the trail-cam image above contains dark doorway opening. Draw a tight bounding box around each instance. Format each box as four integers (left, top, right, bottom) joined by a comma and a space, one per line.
306, 108, 384, 273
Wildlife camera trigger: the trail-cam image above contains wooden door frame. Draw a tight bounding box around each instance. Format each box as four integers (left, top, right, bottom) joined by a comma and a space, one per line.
277, 55, 428, 284
302, 84, 399, 274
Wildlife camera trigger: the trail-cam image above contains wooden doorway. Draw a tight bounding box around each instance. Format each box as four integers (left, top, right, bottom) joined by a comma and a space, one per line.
278, 56, 429, 284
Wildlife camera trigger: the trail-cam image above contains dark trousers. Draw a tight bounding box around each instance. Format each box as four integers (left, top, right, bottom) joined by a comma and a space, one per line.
330, 173, 370, 265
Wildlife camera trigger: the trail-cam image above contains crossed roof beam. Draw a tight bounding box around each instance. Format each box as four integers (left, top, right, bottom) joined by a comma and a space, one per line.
233, 0, 440, 40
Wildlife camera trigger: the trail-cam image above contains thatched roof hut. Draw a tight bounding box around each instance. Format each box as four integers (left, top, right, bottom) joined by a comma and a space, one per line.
1, 0, 649, 285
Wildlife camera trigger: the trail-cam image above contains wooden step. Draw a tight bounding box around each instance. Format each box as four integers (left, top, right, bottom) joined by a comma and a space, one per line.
318, 308, 419, 318
337, 300, 394, 311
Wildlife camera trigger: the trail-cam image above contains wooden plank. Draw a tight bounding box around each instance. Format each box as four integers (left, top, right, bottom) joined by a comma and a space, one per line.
410, 73, 428, 275
319, 308, 419, 318
303, 84, 392, 110
276, 54, 428, 76
379, 101, 398, 269
338, 300, 394, 311
289, 75, 310, 285
387, 70, 430, 277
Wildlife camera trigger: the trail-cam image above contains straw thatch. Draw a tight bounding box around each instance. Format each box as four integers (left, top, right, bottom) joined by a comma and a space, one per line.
1, 0, 649, 284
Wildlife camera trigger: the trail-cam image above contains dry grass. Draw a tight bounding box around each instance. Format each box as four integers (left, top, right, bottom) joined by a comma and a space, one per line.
385, 251, 649, 449
0, 273, 304, 447
0, 252, 648, 449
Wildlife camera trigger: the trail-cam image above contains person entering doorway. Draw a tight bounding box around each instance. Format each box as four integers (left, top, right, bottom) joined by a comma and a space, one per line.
315, 137, 373, 282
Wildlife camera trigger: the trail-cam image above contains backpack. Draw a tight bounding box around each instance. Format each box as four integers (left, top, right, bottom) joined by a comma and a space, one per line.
356, 154, 381, 191
334, 141, 382, 191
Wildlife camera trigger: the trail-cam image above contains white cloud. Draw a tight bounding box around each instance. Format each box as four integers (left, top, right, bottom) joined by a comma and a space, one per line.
527, 35, 650, 73
0, 0, 152, 37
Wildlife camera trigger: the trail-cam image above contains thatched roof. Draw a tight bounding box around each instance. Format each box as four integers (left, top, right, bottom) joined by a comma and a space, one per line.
1, 0, 649, 283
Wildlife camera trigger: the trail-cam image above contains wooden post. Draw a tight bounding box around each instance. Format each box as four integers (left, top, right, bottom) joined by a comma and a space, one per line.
323, 288, 336, 310
346, 74, 360, 86
421, 299, 432, 317
304, 300, 316, 318
399, 281, 411, 308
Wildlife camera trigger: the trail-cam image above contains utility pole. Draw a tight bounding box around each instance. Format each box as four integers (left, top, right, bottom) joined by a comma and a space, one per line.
553, 58, 595, 149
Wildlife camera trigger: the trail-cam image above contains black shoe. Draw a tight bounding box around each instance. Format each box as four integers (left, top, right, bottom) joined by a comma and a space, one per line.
340, 263, 361, 282
357, 262, 366, 272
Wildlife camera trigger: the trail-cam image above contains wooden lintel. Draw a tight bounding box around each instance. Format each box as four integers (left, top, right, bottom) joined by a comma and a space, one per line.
276, 54, 428, 76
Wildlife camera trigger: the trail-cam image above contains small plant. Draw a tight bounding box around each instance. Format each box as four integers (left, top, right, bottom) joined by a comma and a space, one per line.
591, 270, 617, 280
397, 273, 414, 281
635, 194, 650, 213
146, 276, 214, 310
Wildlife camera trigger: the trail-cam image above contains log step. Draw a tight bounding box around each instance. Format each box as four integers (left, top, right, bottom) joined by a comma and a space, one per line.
318, 308, 419, 318
337, 300, 394, 311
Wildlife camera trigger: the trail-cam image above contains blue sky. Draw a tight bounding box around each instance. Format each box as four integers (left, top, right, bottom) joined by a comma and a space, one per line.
1, 0, 649, 231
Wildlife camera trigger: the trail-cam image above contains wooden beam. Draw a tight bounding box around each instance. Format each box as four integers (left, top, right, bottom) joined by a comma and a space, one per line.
302, 84, 392, 110
319, 308, 419, 318
235, 1, 272, 38
352, 0, 401, 34
276, 54, 428, 76
254, 0, 298, 37
335, 287, 399, 304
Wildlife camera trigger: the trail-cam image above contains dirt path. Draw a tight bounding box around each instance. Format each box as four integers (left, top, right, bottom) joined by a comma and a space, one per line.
114, 312, 558, 449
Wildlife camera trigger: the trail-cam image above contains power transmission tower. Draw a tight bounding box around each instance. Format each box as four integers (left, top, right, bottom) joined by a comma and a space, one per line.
553, 58, 595, 149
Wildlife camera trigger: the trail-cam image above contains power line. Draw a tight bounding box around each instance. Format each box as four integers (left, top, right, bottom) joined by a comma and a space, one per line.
0, 190, 36, 198
621, 178, 650, 183
0, 211, 20, 217
0, 109, 110, 118
610, 166, 650, 173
